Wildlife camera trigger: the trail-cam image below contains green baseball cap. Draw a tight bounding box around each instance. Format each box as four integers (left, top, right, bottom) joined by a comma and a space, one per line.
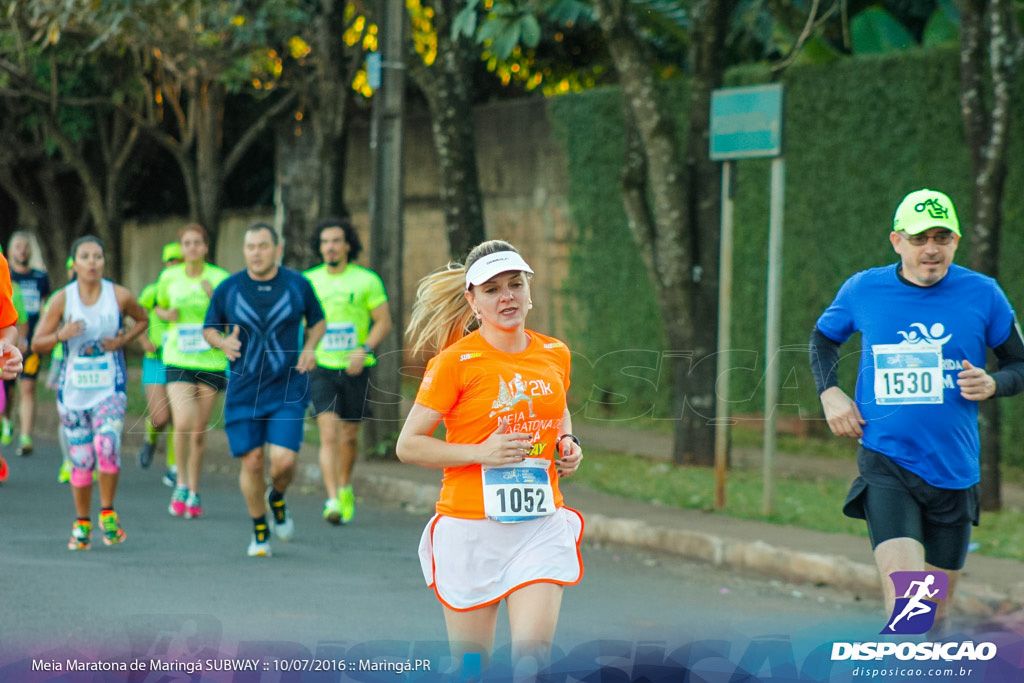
162, 242, 184, 262
893, 189, 961, 236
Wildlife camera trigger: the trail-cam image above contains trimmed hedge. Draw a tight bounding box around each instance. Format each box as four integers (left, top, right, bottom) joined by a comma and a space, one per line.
550, 46, 1024, 465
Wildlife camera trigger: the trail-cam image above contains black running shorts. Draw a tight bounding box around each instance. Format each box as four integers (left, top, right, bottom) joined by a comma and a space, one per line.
843, 447, 978, 570
309, 365, 372, 421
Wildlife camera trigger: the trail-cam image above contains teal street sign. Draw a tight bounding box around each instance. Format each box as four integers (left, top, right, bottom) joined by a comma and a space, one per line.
710, 84, 784, 160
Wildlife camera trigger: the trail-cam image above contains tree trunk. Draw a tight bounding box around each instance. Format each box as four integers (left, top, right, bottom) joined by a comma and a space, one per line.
958, 0, 1023, 511
313, 0, 360, 219
279, 0, 362, 270
195, 80, 226, 258
407, 0, 486, 261
45, 119, 125, 281
0, 159, 84, 280
595, 0, 731, 465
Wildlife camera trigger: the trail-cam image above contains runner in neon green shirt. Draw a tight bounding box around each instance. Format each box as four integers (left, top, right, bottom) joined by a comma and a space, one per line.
154, 224, 229, 520
304, 218, 391, 525
136, 243, 183, 484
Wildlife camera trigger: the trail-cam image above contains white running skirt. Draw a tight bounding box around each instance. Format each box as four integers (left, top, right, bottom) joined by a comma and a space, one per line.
418, 507, 584, 611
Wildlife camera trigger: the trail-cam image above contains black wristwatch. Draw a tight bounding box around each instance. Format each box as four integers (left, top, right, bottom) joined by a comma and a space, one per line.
557, 434, 580, 449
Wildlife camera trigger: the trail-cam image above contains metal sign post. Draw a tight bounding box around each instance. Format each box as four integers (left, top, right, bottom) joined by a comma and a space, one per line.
709, 84, 784, 514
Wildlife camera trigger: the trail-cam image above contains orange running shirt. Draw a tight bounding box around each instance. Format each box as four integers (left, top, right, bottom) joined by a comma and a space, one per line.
414, 329, 572, 519
0, 253, 18, 329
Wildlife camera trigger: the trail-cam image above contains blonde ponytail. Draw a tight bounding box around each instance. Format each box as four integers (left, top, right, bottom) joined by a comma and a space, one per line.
406, 265, 477, 356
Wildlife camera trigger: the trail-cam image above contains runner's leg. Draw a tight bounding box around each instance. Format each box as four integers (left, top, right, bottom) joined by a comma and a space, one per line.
239, 446, 267, 518
874, 537, 925, 616
185, 383, 219, 492
144, 383, 171, 431
316, 411, 341, 499
338, 420, 360, 488
506, 583, 564, 666
17, 376, 37, 444
443, 604, 499, 666
167, 381, 198, 488
926, 564, 961, 627
267, 443, 297, 496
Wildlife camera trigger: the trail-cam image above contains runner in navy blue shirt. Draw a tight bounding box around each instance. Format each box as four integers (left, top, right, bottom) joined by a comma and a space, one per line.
204, 223, 325, 557
810, 189, 1024, 631
6, 232, 51, 456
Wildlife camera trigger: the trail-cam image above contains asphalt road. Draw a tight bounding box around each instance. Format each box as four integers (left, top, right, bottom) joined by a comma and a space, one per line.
1, 436, 892, 681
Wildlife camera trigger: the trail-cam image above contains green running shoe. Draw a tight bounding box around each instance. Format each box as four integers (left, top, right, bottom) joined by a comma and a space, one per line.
323, 498, 342, 526
68, 520, 92, 550
338, 485, 355, 524
100, 510, 127, 546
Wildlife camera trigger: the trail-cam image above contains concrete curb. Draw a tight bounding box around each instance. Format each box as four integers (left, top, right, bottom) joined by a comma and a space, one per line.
350, 471, 1021, 619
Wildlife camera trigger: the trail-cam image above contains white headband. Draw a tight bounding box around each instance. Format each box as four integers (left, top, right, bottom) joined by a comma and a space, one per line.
465, 251, 534, 289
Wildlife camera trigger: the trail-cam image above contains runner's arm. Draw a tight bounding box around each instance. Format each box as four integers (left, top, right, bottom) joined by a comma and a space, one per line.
990, 318, 1024, 398
809, 326, 865, 438
809, 326, 842, 395
556, 407, 582, 477
364, 302, 393, 351
296, 318, 326, 373
396, 403, 534, 469
29, 289, 66, 355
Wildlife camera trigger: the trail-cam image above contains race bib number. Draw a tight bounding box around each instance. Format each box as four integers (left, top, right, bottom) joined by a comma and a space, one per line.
481, 457, 555, 523
873, 343, 944, 405
321, 322, 358, 352
177, 324, 211, 354
69, 355, 114, 390
21, 288, 41, 315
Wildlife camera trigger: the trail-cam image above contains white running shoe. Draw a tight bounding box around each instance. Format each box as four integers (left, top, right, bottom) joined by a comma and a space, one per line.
247, 528, 272, 557
266, 490, 294, 542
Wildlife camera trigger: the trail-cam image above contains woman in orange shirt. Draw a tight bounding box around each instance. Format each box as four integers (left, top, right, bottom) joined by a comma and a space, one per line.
396, 240, 584, 673
0, 251, 26, 482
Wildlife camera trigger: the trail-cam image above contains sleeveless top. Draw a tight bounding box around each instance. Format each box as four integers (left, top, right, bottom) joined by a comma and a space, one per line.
59, 280, 127, 410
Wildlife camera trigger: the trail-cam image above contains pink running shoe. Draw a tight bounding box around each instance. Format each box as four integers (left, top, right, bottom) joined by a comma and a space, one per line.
185, 492, 203, 519
169, 487, 188, 516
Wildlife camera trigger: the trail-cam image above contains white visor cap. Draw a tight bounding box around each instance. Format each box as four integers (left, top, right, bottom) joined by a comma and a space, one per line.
465, 251, 534, 289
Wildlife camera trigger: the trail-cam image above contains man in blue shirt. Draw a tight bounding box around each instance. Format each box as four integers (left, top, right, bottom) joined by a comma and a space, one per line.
810, 188, 1024, 631
204, 223, 325, 557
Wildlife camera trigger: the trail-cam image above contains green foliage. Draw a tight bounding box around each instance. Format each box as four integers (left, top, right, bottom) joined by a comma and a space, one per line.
550, 47, 1024, 468
851, 6, 915, 54
572, 450, 870, 536
922, 2, 960, 47
548, 88, 667, 421
456, 0, 541, 57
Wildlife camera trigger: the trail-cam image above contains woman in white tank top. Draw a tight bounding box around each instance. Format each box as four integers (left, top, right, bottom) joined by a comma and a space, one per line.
31, 236, 149, 551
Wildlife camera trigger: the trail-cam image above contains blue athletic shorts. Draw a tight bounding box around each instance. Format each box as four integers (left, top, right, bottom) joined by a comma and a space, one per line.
141, 355, 167, 386
224, 403, 306, 457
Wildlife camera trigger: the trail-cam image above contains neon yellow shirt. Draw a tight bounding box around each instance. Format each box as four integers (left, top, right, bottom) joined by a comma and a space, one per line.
138, 281, 167, 359
11, 282, 26, 326
303, 263, 387, 370
156, 263, 230, 370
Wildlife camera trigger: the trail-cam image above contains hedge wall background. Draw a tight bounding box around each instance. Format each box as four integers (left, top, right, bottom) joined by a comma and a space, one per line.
549, 46, 1024, 466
